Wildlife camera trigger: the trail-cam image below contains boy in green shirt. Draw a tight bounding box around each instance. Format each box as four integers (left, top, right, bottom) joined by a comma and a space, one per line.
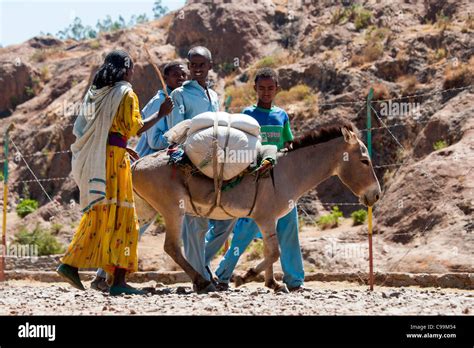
206, 68, 305, 291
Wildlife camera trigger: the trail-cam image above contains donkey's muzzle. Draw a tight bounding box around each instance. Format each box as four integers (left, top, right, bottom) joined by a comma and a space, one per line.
360, 185, 381, 206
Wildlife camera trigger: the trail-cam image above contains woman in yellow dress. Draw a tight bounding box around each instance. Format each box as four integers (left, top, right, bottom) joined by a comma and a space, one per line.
57, 50, 173, 295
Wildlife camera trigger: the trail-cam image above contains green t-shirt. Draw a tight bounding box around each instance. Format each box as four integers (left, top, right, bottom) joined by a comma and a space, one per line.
242, 105, 293, 150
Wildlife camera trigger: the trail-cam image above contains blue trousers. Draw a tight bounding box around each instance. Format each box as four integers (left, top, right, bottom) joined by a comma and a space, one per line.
182, 215, 236, 281
206, 207, 304, 288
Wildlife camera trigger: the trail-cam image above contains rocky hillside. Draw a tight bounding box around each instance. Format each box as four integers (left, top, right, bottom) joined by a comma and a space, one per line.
0, 0, 472, 273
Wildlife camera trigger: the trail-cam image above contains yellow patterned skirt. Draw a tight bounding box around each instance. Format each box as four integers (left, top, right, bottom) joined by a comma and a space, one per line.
61, 145, 139, 274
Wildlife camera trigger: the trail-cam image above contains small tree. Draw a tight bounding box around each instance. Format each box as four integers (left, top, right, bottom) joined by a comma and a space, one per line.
153, 0, 169, 19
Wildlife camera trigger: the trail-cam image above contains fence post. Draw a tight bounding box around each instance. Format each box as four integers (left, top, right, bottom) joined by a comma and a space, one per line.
1, 125, 13, 282
366, 88, 374, 291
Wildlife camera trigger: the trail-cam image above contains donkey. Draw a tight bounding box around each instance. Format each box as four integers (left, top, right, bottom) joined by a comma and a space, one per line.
131, 123, 381, 293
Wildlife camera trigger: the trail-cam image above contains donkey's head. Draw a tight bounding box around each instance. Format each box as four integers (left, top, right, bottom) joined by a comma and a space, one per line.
335, 126, 381, 207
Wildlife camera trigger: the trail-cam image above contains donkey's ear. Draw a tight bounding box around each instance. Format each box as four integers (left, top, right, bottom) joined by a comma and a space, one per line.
341, 126, 357, 144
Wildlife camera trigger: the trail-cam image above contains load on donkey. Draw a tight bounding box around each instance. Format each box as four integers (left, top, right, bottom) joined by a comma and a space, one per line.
131, 111, 381, 293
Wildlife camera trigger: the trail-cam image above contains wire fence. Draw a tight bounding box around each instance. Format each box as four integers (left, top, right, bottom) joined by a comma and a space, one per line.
2, 83, 472, 207
1, 83, 472, 287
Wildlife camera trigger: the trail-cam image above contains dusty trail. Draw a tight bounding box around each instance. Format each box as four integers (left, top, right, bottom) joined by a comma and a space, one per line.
1, 280, 472, 315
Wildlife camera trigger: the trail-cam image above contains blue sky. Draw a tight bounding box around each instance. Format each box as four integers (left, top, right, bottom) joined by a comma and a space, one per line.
0, 0, 186, 47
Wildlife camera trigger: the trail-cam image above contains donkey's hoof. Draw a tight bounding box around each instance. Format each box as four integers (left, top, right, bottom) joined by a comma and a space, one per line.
194, 281, 216, 294
265, 279, 278, 290
234, 275, 245, 288
274, 283, 289, 294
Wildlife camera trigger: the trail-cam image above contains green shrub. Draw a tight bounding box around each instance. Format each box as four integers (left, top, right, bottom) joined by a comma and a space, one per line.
330, 5, 372, 30
16, 198, 39, 218
25, 86, 35, 97
351, 209, 367, 226
353, 6, 372, 30
14, 225, 65, 256
433, 140, 448, 151
316, 206, 343, 230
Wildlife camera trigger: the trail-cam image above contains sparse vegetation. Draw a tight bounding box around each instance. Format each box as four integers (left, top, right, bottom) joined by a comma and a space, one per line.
275, 84, 317, 108
254, 51, 296, 69
397, 75, 418, 96
40, 66, 51, 82
225, 83, 256, 111
53, 1, 167, 41
13, 225, 65, 256
330, 5, 372, 31
316, 206, 343, 230
31, 48, 67, 63
431, 48, 447, 62
16, 198, 38, 218
50, 223, 63, 235
462, 13, 474, 32
434, 11, 452, 30
433, 139, 448, 151
443, 58, 474, 89
24, 86, 35, 97
88, 39, 101, 50
369, 83, 391, 101
351, 26, 391, 66
216, 61, 238, 76
350, 42, 384, 66
351, 209, 367, 226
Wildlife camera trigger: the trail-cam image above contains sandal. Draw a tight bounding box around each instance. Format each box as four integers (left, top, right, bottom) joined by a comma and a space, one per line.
109, 285, 146, 296
91, 276, 110, 293
56, 263, 85, 291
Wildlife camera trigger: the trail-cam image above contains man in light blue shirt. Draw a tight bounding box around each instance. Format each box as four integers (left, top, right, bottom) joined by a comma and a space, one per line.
91, 61, 186, 292
135, 62, 187, 156
169, 46, 236, 291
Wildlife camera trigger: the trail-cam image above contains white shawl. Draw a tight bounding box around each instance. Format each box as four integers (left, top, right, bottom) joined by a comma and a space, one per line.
71, 81, 132, 212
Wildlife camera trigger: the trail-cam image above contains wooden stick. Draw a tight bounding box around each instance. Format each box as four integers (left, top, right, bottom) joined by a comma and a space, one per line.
368, 205, 374, 291
143, 44, 168, 97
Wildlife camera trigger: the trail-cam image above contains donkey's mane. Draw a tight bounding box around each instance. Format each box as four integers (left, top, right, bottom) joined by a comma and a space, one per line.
288, 122, 356, 152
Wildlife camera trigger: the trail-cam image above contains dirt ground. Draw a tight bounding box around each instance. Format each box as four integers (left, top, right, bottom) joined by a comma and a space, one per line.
0, 279, 472, 316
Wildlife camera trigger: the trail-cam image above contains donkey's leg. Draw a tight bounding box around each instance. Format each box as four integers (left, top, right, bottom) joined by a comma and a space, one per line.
162, 213, 215, 293
234, 220, 284, 291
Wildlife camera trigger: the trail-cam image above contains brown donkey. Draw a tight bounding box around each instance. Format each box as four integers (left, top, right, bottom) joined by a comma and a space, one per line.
131, 124, 381, 293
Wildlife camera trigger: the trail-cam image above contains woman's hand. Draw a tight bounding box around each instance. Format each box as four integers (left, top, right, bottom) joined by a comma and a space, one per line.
158, 96, 174, 117
137, 97, 174, 137
126, 147, 140, 161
